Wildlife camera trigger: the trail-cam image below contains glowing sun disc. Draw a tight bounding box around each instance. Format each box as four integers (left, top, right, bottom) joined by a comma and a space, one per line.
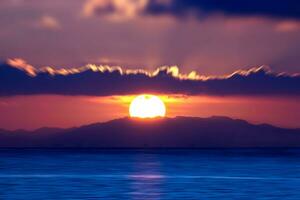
129, 94, 166, 118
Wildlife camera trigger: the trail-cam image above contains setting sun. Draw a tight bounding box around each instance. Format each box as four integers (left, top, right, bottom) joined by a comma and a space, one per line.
129, 94, 166, 118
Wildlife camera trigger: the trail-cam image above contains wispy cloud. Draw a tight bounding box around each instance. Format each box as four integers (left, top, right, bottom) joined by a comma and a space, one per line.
275, 20, 300, 32
36, 15, 61, 30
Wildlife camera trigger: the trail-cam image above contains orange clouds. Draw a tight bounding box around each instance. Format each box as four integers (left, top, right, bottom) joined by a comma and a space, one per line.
83, 0, 149, 20
37, 15, 61, 30
3, 58, 274, 81
7, 58, 36, 76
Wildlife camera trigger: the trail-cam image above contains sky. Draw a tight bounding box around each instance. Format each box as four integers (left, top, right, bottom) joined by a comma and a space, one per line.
0, 0, 300, 130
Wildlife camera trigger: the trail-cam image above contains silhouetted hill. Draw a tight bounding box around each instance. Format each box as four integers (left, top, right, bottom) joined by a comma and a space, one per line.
0, 116, 300, 148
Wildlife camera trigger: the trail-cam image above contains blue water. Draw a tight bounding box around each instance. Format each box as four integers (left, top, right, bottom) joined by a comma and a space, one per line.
0, 149, 300, 199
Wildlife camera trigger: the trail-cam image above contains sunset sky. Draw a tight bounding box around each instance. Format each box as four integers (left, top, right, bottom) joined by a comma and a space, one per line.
1, 0, 300, 130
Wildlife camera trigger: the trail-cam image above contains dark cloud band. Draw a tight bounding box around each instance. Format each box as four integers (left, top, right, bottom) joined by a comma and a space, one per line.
0, 59, 300, 97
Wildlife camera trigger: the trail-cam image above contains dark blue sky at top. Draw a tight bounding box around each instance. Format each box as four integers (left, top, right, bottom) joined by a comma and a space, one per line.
147, 0, 300, 19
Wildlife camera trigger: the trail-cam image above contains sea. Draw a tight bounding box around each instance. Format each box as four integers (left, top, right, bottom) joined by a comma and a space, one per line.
0, 148, 300, 199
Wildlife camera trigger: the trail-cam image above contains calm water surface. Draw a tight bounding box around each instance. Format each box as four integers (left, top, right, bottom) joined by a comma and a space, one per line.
0, 149, 300, 199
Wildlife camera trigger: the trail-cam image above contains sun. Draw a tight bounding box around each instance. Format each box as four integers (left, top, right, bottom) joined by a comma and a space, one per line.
129, 94, 166, 118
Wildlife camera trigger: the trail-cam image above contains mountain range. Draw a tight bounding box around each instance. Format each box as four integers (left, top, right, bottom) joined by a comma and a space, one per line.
0, 116, 300, 148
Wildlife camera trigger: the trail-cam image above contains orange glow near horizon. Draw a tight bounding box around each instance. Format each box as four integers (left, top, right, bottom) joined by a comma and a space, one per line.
1, 95, 300, 130
129, 94, 166, 118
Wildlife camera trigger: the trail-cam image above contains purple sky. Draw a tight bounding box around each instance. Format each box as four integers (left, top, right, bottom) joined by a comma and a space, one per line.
0, 0, 300, 129
0, 0, 300, 75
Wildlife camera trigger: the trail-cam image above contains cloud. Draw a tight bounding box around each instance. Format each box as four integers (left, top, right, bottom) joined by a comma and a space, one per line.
82, 0, 149, 20
275, 21, 300, 32
7, 58, 36, 76
36, 15, 61, 30
1, 58, 300, 97
83, 0, 300, 20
